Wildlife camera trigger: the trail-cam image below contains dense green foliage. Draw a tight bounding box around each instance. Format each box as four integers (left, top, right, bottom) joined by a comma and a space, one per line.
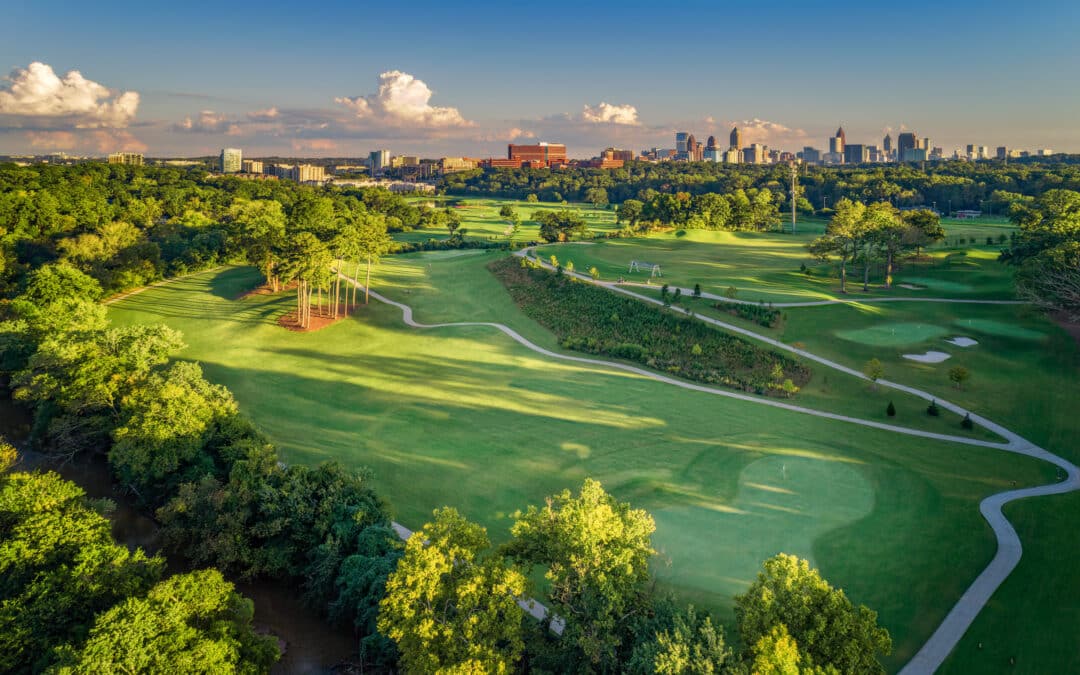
1001, 189, 1080, 316
442, 159, 1080, 213
713, 300, 782, 328
379, 508, 526, 674
489, 257, 811, 396
735, 554, 892, 673
0, 162, 425, 298
0, 455, 277, 673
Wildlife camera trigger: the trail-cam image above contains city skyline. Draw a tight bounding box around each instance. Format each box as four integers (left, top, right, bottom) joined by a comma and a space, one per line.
1, 0, 1079, 157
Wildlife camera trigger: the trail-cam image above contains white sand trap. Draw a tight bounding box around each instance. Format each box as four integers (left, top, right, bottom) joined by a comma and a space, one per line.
899, 283, 924, 290
903, 351, 952, 363
946, 336, 979, 347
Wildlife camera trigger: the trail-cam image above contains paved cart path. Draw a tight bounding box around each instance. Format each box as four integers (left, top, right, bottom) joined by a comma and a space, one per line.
341, 257, 1077, 674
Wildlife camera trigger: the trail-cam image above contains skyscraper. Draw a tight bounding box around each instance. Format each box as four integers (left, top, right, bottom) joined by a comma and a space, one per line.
220, 148, 242, 173
897, 133, 918, 161
369, 149, 389, 175
730, 127, 741, 150
833, 126, 846, 154
675, 132, 689, 154
686, 134, 697, 161
883, 134, 893, 157
706, 136, 717, 150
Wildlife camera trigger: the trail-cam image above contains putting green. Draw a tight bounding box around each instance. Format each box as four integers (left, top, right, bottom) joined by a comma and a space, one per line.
953, 318, 1046, 341
836, 322, 950, 346
651, 454, 873, 606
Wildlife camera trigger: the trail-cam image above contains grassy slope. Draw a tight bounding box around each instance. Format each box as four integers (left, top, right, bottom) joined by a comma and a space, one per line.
107, 256, 1054, 671
397, 197, 619, 244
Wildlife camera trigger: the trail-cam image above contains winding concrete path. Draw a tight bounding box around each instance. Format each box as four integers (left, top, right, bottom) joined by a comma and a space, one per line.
342, 256, 1079, 674
615, 280, 1026, 308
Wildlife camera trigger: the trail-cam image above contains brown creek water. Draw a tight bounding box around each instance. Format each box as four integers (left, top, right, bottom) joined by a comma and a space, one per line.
2, 397, 358, 674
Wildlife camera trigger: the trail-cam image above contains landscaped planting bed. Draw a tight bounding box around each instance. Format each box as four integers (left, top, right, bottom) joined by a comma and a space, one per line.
490, 257, 811, 396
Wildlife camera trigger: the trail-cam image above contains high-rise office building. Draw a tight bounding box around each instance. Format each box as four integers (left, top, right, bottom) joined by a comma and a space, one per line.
369, 149, 390, 175
686, 134, 697, 161
883, 134, 893, 159
834, 126, 846, 153
219, 148, 242, 173
844, 144, 866, 165
729, 127, 741, 150
897, 133, 918, 161
828, 136, 844, 156
675, 131, 689, 154
706, 135, 717, 150
241, 159, 263, 174
800, 147, 821, 164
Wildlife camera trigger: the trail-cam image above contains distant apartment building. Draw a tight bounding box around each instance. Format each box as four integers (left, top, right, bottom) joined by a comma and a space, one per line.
241, 159, 263, 174
369, 149, 390, 175
439, 157, 478, 173
220, 148, 242, 173
107, 152, 144, 166
265, 163, 326, 183
508, 143, 567, 166
391, 155, 420, 168
722, 148, 741, 164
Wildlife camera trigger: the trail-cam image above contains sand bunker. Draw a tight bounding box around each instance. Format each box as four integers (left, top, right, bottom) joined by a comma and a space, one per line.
946, 337, 979, 347
898, 283, 924, 290
903, 351, 952, 363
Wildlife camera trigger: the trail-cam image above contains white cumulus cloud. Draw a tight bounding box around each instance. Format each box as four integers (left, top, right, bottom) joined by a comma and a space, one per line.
582, 102, 639, 126
335, 71, 470, 128
0, 62, 139, 128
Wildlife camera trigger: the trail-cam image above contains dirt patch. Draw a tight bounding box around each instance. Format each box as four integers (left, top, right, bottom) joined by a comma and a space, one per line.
237, 280, 297, 301
278, 303, 360, 332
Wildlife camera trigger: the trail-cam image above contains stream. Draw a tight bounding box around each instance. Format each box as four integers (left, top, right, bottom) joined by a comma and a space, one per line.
1, 396, 358, 674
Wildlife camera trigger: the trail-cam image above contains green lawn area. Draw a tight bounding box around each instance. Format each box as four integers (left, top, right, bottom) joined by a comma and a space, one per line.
772, 299, 1080, 674
398, 197, 619, 244
106, 252, 1060, 671
534, 230, 1017, 303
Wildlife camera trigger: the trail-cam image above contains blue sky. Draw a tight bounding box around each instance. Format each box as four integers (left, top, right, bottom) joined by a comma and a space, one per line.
1, 0, 1078, 157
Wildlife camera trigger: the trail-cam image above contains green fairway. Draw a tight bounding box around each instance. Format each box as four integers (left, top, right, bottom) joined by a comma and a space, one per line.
399, 197, 619, 244
106, 257, 1059, 670
774, 299, 1080, 674
532, 231, 1017, 304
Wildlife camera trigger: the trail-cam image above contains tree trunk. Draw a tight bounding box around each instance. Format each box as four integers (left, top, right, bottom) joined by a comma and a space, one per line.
839, 259, 848, 294
352, 259, 362, 307
365, 256, 372, 304
334, 258, 342, 318
885, 250, 894, 288
862, 246, 871, 292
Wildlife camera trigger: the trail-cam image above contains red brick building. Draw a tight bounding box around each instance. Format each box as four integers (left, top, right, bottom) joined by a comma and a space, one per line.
508, 143, 567, 165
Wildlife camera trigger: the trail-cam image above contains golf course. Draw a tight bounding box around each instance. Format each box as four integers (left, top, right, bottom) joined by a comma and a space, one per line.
105, 201, 1080, 673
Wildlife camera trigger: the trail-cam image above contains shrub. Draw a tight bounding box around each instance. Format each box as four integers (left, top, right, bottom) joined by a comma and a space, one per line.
886, 401, 896, 417
693, 283, 702, 298
961, 413, 974, 430
692, 344, 703, 356
714, 301, 781, 328
590, 266, 600, 280
949, 366, 970, 389
673, 288, 682, 303
927, 400, 940, 417
724, 286, 739, 299
863, 358, 884, 383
